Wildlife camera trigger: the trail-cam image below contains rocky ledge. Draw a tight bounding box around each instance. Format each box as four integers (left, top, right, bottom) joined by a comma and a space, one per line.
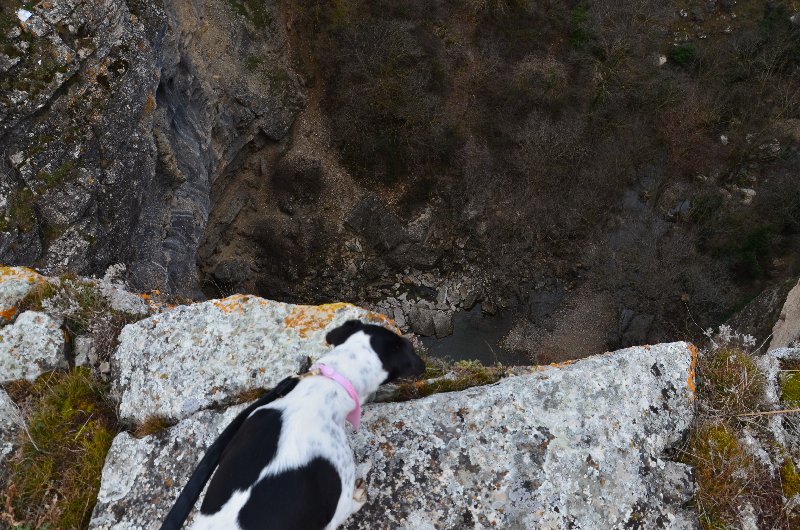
90, 343, 696, 529
0, 267, 697, 529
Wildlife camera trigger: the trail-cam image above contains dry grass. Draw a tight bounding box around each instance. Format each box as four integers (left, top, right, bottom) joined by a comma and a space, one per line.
1, 368, 118, 529
132, 415, 176, 439
682, 342, 796, 529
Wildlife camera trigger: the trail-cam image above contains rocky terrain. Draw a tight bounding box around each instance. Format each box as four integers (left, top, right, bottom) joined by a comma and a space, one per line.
3, 0, 800, 528
0, 267, 700, 529
0, 267, 799, 528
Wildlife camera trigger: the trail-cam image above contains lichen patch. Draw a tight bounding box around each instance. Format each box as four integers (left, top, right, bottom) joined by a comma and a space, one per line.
284, 302, 358, 337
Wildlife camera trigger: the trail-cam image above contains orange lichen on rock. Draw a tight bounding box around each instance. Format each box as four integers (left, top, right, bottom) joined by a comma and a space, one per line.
284, 302, 357, 337
0, 266, 44, 284
363, 311, 401, 333
211, 294, 252, 315
549, 360, 575, 369
687, 343, 698, 400
0, 306, 18, 322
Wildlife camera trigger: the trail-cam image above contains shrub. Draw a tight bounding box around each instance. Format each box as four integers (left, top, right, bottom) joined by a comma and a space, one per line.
669, 44, 697, 66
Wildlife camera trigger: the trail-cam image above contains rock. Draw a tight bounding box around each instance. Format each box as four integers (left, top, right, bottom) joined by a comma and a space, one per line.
436, 285, 448, 305
90, 342, 696, 529
95, 280, 150, 317
0, 266, 44, 324
615, 309, 654, 348
345, 194, 408, 252
0, 311, 65, 383
1, 0, 304, 298
727, 277, 796, 349
112, 296, 398, 423
407, 305, 435, 336
0, 388, 19, 474
769, 279, 800, 350
90, 404, 246, 530
432, 310, 454, 338
74, 335, 96, 367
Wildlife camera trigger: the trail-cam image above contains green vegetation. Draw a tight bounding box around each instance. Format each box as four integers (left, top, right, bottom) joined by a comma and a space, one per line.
1, 188, 36, 233
781, 458, 800, 498
395, 359, 504, 400
685, 422, 767, 529
781, 371, 800, 406
227, 0, 272, 29
682, 341, 794, 529
668, 43, 697, 66
37, 160, 77, 189
3, 369, 117, 529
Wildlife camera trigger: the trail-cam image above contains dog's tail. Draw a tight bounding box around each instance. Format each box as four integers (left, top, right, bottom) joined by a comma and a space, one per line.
159, 375, 300, 530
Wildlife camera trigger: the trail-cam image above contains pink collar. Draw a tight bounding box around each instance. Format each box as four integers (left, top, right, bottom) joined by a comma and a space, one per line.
310, 364, 361, 431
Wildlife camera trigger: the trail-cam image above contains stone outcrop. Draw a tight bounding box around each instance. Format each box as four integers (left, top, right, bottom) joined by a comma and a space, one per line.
112, 296, 396, 423
91, 342, 697, 529
769, 279, 800, 350
0, 310, 65, 383
0, 266, 44, 324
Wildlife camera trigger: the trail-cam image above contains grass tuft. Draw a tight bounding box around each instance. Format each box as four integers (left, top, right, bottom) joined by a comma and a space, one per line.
781, 458, 800, 499
132, 415, 176, 438
683, 338, 790, 529
394, 359, 503, 401
2, 368, 118, 529
698, 346, 765, 417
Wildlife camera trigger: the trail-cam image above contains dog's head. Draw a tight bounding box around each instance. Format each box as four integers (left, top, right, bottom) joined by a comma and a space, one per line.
325, 320, 425, 384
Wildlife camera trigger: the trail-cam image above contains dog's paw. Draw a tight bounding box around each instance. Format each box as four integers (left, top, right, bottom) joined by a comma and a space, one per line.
352, 485, 367, 512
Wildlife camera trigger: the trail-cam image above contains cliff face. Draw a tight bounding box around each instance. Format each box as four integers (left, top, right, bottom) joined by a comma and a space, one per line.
4, 1, 800, 359
1, 0, 304, 297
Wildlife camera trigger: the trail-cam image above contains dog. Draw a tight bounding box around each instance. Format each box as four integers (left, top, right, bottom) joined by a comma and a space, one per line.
189, 319, 425, 530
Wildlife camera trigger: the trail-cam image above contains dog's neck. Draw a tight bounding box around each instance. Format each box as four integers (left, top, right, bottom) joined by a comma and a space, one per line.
313, 332, 388, 403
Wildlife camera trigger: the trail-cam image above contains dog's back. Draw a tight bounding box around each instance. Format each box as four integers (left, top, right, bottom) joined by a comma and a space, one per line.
183, 320, 424, 530
191, 382, 352, 530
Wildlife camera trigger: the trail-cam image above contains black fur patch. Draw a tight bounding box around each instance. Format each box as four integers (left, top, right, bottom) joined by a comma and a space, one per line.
160, 376, 298, 530
237, 457, 342, 530
326, 320, 425, 383
324, 319, 364, 346
200, 408, 282, 515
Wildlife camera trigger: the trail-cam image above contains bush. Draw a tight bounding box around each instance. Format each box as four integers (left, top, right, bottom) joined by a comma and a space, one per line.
669, 44, 697, 66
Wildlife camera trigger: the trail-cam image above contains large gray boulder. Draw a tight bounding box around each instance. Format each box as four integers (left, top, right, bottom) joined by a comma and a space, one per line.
112, 296, 397, 423
91, 342, 696, 529
0, 310, 65, 383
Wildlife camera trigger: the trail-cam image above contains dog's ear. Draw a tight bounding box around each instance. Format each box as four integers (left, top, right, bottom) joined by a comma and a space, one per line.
325, 319, 365, 346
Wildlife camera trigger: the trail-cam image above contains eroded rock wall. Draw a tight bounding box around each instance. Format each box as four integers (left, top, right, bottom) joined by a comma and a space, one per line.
0, 0, 304, 297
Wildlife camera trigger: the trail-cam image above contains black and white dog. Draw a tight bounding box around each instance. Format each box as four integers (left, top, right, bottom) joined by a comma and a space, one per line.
189, 319, 424, 530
